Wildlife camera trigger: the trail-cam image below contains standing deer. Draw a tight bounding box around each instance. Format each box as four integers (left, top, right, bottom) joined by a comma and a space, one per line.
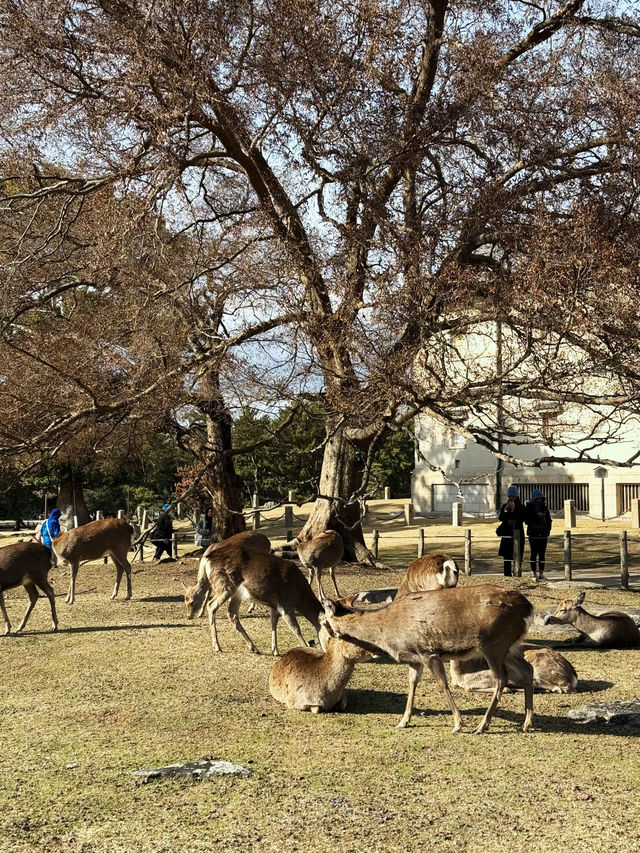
296, 530, 344, 598
184, 543, 322, 655
51, 518, 135, 604
198, 531, 271, 616
322, 584, 534, 733
396, 553, 459, 597
546, 591, 640, 647
269, 625, 373, 713
0, 541, 58, 634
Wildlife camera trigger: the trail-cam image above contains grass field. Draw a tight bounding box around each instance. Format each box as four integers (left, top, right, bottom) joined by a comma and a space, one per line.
2, 505, 640, 853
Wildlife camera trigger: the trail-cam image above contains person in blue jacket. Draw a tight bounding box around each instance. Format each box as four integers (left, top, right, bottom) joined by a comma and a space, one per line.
40, 507, 62, 566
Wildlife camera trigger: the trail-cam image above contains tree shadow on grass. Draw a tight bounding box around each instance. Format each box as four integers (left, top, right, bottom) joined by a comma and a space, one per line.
139, 595, 184, 603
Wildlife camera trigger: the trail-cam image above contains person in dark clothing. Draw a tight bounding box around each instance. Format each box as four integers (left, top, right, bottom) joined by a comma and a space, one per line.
525, 488, 552, 581
194, 508, 213, 549
498, 485, 526, 577
152, 503, 174, 560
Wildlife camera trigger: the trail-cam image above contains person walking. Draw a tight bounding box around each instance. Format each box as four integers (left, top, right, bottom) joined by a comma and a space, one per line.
525, 488, 552, 581
498, 485, 526, 577
152, 503, 174, 561
39, 507, 62, 567
195, 508, 213, 550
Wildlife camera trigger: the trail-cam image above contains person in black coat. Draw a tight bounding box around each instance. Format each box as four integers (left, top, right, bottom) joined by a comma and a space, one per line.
498, 485, 526, 577
194, 508, 213, 549
152, 503, 174, 560
525, 488, 552, 581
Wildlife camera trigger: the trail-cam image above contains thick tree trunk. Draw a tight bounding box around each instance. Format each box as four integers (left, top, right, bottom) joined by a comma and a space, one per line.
199, 373, 246, 541
57, 472, 91, 530
298, 418, 374, 563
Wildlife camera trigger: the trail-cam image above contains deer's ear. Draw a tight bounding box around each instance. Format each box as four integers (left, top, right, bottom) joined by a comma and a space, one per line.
573, 591, 586, 606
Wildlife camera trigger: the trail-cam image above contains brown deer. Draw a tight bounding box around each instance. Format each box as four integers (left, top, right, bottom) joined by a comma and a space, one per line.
0, 541, 58, 634
396, 553, 459, 597
51, 518, 135, 604
295, 530, 344, 598
269, 625, 373, 713
197, 531, 271, 616
322, 584, 534, 733
546, 591, 640, 647
450, 644, 577, 694
184, 543, 322, 655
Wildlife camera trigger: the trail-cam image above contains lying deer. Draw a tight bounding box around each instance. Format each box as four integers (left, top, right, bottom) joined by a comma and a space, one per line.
322, 584, 534, 734
295, 530, 344, 598
546, 591, 640, 647
451, 644, 577, 694
51, 518, 135, 604
184, 543, 322, 655
269, 625, 373, 713
396, 553, 459, 597
0, 541, 58, 634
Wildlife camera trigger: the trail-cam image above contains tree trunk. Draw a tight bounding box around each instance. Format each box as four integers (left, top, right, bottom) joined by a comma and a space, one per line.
57, 472, 91, 530
298, 418, 373, 563
199, 373, 246, 541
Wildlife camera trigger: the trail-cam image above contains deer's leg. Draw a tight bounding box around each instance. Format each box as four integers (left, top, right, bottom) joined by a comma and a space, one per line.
0, 591, 12, 635
226, 594, 259, 654
270, 607, 279, 656
110, 554, 124, 600
473, 650, 508, 734
39, 579, 58, 632
427, 655, 462, 733
397, 663, 423, 728
122, 553, 132, 599
316, 571, 327, 600
110, 552, 132, 600
329, 566, 340, 597
205, 585, 236, 653
65, 561, 80, 604
16, 582, 39, 633
196, 589, 210, 619
280, 609, 308, 647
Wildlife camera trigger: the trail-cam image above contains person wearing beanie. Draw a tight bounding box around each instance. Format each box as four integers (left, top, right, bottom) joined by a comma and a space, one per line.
525, 489, 552, 581
152, 503, 174, 561
497, 486, 526, 577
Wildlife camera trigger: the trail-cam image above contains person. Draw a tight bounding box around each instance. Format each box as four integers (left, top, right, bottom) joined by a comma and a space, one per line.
498, 485, 526, 577
39, 507, 62, 566
194, 508, 213, 549
152, 503, 174, 561
525, 488, 552, 581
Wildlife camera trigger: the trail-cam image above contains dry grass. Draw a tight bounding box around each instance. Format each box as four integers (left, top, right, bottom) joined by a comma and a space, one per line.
2, 505, 640, 853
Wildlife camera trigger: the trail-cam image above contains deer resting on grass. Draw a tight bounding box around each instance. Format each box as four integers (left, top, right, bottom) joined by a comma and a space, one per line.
450, 644, 577, 694
0, 541, 58, 635
322, 585, 534, 734
52, 518, 135, 604
269, 625, 373, 713
545, 591, 640, 647
184, 543, 322, 655
295, 530, 344, 599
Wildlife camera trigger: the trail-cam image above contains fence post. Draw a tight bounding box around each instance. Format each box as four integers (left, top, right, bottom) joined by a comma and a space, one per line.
631, 499, 640, 530
404, 503, 414, 527
172, 532, 178, 559
284, 505, 293, 529
252, 494, 261, 530
288, 489, 294, 503
117, 509, 125, 519
95, 510, 103, 520
417, 528, 424, 558
564, 530, 572, 580
464, 528, 472, 576
372, 529, 379, 559
564, 499, 576, 529
452, 502, 461, 527
286, 529, 293, 542
620, 530, 629, 590
513, 529, 522, 577
384, 486, 391, 500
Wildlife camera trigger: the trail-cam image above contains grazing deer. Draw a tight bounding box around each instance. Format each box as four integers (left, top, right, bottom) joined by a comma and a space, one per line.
0, 541, 58, 634
546, 591, 640, 647
396, 553, 459, 597
199, 531, 271, 616
184, 543, 322, 655
295, 530, 344, 598
322, 584, 534, 733
450, 644, 577, 694
269, 625, 373, 713
51, 518, 135, 604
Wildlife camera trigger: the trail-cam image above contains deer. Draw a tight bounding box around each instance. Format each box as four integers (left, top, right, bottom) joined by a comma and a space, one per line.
269, 624, 374, 713
396, 553, 459, 597
295, 530, 344, 599
197, 531, 271, 616
0, 541, 58, 635
51, 518, 135, 604
184, 543, 322, 655
322, 584, 534, 734
545, 591, 640, 647
450, 644, 577, 694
